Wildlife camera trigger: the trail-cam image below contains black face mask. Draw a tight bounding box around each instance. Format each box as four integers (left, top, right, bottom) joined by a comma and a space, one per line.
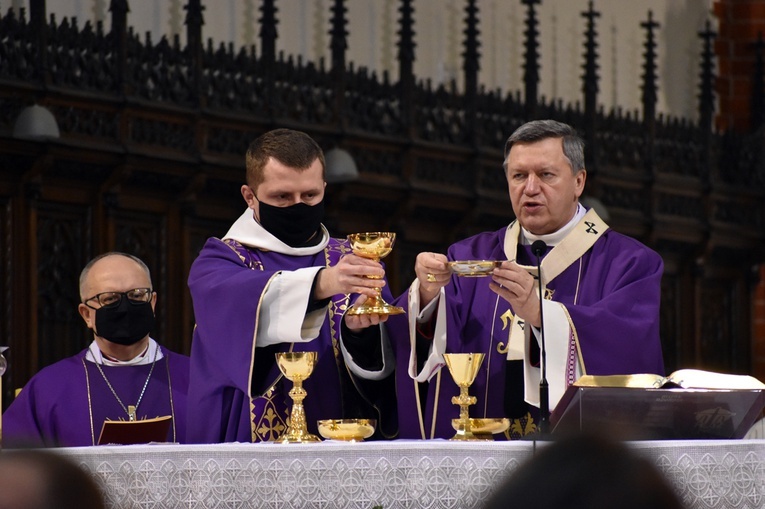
257, 198, 325, 247
94, 298, 155, 346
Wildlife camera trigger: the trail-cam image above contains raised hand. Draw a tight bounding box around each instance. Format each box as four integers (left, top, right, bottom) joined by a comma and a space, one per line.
488, 261, 541, 327
415, 252, 449, 306
314, 254, 385, 301
344, 295, 389, 331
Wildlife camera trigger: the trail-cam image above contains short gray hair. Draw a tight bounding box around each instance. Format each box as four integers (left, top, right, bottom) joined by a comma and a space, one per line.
503, 120, 585, 174
79, 252, 152, 301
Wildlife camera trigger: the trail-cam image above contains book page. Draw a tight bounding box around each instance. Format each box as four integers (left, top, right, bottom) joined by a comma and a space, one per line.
667, 369, 765, 390
574, 370, 765, 390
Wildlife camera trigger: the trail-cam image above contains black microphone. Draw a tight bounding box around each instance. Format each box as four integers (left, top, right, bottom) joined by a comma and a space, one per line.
531, 240, 550, 437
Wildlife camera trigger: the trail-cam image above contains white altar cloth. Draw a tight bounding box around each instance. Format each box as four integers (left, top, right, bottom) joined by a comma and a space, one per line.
58, 439, 765, 509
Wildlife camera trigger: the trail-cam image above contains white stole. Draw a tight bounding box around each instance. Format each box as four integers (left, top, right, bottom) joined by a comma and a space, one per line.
502, 208, 609, 408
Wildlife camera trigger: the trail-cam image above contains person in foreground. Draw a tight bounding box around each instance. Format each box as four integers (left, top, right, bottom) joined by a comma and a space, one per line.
2, 252, 189, 447
0, 449, 106, 509
187, 128, 399, 443
480, 433, 686, 509
396, 119, 664, 439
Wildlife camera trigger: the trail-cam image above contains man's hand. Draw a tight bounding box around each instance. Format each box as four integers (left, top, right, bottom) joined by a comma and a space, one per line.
415, 252, 449, 306
489, 261, 541, 327
314, 254, 385, 301
344, 295, 389, 332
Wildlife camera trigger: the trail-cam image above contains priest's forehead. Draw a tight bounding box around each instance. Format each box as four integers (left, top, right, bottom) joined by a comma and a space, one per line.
79, 252, 152, 299
245, 128, 326, 188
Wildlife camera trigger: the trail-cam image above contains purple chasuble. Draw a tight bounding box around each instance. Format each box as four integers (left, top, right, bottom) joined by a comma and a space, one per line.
390, 225, 664, 440
187, 236, 397, 443
2, 346, 190, 447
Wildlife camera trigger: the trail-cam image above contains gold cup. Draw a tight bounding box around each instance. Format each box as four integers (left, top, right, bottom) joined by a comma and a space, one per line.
346, 232, 405, 317
276, 352, 321, 443
443, 352, 485, 440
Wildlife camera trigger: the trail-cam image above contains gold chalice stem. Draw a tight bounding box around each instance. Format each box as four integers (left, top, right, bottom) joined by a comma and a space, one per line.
347, 268, 404, 315
288, 381, 307, 431
451, 387, 477, 440
366, 270, 387, 308
281, 378, 320, 443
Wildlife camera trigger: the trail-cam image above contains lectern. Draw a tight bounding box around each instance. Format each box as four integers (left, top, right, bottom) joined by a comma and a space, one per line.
551, 386, 765, 439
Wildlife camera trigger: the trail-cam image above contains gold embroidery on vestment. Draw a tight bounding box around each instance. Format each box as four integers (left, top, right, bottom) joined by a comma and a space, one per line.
503, 411, 537, 440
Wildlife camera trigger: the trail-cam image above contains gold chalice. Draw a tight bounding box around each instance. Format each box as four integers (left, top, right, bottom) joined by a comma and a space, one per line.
443, 352, 485, 440
276, 352, 321, 443
346, 232, 405, 316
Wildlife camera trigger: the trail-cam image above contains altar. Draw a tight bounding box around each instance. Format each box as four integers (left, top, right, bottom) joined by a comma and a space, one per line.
58, 439, 765, 509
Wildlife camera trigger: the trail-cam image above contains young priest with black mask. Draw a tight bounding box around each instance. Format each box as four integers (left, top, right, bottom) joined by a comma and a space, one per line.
186, 128, 400, 444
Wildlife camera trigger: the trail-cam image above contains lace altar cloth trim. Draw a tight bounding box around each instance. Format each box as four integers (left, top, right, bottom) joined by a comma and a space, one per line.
630, 440, 765, 509
58, 440, 765, 509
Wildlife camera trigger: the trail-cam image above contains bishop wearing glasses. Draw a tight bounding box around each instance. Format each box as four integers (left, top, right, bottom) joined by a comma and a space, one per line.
2, 252, 190, 447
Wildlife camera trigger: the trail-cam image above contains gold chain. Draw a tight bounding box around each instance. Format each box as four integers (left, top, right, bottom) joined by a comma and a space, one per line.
94, 346, 159, 421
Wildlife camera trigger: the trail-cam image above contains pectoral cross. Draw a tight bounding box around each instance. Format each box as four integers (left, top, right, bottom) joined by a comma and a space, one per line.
128, 405, 137, 421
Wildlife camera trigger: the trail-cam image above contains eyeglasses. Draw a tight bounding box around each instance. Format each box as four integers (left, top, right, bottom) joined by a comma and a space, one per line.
84, 288, 153, 309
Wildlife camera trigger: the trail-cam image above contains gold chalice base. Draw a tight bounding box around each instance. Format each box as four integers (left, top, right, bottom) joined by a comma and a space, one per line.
317, 419, 376, 441
345, 300, 405, 316
447, 260, 501, 277
451, 418, 510, 440
279, 430, 322, 443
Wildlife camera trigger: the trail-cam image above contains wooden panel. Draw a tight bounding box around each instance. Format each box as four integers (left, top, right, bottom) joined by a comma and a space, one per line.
1, 1, 765, 411
35, 201, 92, 370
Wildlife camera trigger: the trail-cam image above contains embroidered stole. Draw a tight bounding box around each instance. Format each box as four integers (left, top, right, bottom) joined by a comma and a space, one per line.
501, 209, 608, 375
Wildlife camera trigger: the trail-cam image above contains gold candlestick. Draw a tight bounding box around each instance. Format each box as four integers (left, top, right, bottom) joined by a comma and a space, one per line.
276, 352, 321, 443
346, 232, 405, 316
443, 353, 485, 440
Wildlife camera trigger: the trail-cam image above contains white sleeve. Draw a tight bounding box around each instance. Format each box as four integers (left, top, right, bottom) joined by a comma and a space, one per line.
256, 266, 327, 347
406, 279, 447, 382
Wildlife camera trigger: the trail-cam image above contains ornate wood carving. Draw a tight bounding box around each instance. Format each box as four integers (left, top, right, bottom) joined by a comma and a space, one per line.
1, 1, 765, 404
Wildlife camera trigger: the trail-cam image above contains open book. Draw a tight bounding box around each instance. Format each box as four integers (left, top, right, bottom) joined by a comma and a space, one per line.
551, 370, 765, 439
574, 369, 765, 390
98, 415, 172, 445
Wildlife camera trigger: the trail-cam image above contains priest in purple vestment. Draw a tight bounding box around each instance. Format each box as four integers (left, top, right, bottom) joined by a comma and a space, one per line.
2, 252, 189, 447
186, 128, 399, 443
394, 120, 664, 439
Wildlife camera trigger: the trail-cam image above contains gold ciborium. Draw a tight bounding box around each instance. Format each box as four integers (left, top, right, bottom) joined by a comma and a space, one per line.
276, 352, 321, 443
317, 418, 376, 442
346, 232, 405, 316
443, 352, 485, 440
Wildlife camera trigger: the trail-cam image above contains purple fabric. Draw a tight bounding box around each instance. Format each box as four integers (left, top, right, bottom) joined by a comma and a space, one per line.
2, 346, 190, 447
391, 226, 664, 439
186, 237, 397, 443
